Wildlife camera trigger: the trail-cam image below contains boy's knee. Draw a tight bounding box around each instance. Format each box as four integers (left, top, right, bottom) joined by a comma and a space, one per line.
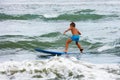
66, 40, 71, 44
66, 41, 69, 44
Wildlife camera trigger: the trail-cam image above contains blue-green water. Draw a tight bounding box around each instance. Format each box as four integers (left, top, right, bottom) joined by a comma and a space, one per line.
0, 0, 120, 80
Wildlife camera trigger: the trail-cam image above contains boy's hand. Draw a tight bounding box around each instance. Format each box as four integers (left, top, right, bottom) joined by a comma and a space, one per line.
64, 28, 71, 35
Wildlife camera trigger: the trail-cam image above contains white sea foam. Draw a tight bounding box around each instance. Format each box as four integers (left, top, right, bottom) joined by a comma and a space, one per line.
0, 56, 119, 80
43, 14, 59, 18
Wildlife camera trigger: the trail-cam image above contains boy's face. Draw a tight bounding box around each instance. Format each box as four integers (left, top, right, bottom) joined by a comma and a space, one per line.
70, 25, 72, 27
70, 25, 73, 28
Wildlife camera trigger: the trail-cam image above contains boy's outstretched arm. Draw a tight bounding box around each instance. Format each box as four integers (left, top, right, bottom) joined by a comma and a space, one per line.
64, 28, 71, 34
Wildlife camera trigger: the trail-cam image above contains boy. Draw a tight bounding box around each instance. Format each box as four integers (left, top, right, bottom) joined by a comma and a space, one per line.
64, 22, 83, 53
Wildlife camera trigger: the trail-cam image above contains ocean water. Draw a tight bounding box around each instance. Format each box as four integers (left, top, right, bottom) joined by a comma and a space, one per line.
0, 0, 120, 80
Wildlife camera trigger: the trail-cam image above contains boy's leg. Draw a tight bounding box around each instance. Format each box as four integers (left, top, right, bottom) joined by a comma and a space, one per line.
64, 38, 72, 52
76, 42, 83, 53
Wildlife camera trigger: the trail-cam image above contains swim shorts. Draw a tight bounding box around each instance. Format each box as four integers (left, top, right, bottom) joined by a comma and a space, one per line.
71, 35, 80, 42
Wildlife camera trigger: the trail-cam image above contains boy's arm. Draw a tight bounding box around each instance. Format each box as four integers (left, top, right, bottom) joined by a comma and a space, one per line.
77, 30, 81, 35
64, 28, 71, 34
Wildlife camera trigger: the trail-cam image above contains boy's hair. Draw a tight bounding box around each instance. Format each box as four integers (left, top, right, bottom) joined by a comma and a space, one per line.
70, 22, 75, 27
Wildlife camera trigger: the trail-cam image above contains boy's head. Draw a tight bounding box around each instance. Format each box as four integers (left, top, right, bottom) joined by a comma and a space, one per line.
70, 22, 75, 27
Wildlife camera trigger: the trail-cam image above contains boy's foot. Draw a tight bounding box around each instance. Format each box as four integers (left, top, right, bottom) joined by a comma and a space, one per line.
64, 50, 67, 53
64, 52, 67, 54
80, 49, 83, 53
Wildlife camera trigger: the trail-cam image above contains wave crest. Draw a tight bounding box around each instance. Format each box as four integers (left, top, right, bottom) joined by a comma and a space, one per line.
0, 12, 118, 21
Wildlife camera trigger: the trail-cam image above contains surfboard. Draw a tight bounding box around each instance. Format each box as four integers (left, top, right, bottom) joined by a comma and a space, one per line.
35, 48, 77, 55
